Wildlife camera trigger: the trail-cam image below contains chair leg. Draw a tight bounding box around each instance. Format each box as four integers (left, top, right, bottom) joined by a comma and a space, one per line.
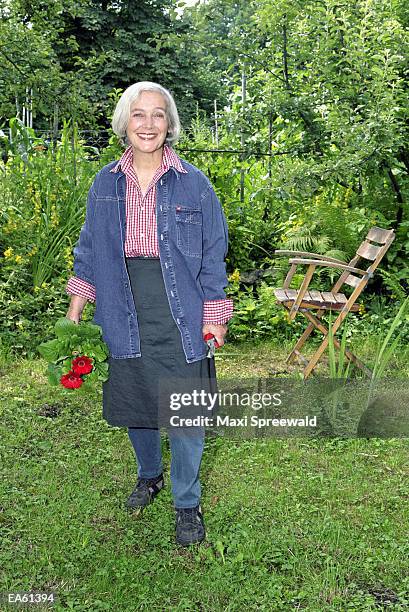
286, 321, 315, 363
289, 311, 338, 374
281, 303, 372, 378
285, 307, 327, 364
303, 336, 331, 379
303, 311, 372, 377
292, 349, 309, 366
303, 307, 370, 379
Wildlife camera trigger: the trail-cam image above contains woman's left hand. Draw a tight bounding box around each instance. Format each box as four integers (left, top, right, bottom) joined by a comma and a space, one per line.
202, 323, 228, 348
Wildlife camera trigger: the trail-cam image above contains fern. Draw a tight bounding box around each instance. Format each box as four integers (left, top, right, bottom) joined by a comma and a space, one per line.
313, 235, 331, 254
325, 249, 348, 262
283, 229, 332, 256
279, 186, 372, 262
379, 270, 408, 301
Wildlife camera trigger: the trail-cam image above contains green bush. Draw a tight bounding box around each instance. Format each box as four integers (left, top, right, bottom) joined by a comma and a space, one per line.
0, 273, 96, 359
0, 119, 98, 288
0, 118, 407, 358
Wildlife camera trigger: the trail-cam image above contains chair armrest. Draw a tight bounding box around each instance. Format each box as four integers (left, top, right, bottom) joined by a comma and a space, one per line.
285, 259, 367, 321
286, 262, 318, 321
289, 258, 367, 275
275, 250, 347, 265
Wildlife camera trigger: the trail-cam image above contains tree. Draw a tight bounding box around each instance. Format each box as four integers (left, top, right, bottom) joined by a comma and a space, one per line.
3, 0, 224, 130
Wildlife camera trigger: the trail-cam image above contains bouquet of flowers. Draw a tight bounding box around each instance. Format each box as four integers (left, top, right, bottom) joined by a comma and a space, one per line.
38, 317, 109, 389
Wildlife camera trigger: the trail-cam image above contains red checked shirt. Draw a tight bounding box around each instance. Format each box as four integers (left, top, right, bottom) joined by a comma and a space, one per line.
66, 144, 233, 325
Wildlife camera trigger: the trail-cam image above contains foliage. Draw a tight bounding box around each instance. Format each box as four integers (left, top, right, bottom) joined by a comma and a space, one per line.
38, 317, 109, 385
277, 187, 379, 259
370, 296, 409, 380
1, 0, 409, 356
0, 2, 109, 130
0, 120, 98, 288
1, 0, 224, 130
0, 275, 59, 359
226, 277, 303, 342
327, 315, 353, 379
184, 0, 255, 106
0, 121, 100, 358
186, 0, 409, 289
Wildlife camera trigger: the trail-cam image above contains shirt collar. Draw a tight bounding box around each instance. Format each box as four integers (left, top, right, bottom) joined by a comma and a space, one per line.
110, 143, 188, 175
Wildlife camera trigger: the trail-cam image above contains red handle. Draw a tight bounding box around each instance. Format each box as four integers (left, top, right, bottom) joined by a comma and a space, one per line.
203, 333, 220, 349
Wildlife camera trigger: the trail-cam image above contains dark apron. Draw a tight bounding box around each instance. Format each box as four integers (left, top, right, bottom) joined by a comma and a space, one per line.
102, 257, 217, 428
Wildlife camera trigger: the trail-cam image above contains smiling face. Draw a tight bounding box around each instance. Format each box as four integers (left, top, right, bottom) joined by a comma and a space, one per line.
126, 91, 169, 158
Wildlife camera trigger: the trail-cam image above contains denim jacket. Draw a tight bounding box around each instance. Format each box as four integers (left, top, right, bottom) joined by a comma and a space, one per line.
73, 158, 230, 363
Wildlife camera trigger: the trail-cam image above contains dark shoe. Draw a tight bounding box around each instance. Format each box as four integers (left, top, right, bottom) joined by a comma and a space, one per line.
125, 473, 164, 510
175, 505, 205, 546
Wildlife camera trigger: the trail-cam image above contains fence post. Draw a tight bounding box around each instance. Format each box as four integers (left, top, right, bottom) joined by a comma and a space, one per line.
214, 99, 219, 146
268, 110, 273, 179
52, 103, 59, 144
71, 119, 77, 186
240, 65, 246, 204
29, 88, 33, 129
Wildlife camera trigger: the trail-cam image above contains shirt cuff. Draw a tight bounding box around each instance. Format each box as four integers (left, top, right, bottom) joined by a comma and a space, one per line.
202, 299, 233, 325
66, 276, 96, 303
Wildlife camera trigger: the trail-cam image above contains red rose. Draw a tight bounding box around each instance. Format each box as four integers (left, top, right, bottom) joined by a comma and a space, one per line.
61, 371, 83, 389
71, 355, 93, 375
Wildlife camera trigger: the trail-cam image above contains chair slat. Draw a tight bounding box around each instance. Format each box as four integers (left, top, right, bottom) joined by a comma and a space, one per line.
366, 227, 393, 244
343, 274, 362, 288
275, 288, 350, 305
357, 241, 383, 261
309, 290, 322, 301
274, 289, 289, 302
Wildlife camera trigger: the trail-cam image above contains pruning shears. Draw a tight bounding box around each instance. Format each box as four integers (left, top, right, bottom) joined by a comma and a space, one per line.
203, 333, 220, 358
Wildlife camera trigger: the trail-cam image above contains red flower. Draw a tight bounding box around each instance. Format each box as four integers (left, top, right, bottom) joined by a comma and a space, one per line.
60, 371, 83, 389
71, 355, 93, 375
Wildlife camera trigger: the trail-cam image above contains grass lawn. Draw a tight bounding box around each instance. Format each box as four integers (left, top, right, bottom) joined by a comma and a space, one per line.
1, 340, 408, 610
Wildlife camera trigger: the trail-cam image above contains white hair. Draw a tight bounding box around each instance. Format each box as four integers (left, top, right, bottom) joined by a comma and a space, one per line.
111, 81, 181, 147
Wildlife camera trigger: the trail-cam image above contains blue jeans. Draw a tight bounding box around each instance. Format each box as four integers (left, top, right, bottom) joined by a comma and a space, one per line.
127, 427, 205, 509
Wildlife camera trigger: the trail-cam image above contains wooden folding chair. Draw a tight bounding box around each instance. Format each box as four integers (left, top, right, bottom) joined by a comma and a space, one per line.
274, 227, 395, 379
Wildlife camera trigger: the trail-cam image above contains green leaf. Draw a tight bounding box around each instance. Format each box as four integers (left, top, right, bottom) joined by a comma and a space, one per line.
47, 362, 62, 386
92, 343, 109, 361
55, 317, 78, 339
62, 357, 73, 372
38, 338, 64, 362
94, 361, 109, 382
69, 334, 81, 346
78, 321, 103, 340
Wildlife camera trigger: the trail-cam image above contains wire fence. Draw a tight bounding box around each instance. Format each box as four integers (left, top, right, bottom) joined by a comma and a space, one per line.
0, 121, 288, 207
2, 125, 288, 160
1, 121, 286, 203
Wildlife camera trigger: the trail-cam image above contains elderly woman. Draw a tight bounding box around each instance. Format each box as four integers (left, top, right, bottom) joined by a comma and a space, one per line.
65, 82, 232, 547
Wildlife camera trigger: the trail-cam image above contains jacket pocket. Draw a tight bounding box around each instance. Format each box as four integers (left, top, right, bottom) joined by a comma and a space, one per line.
175, 205, 203, 258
